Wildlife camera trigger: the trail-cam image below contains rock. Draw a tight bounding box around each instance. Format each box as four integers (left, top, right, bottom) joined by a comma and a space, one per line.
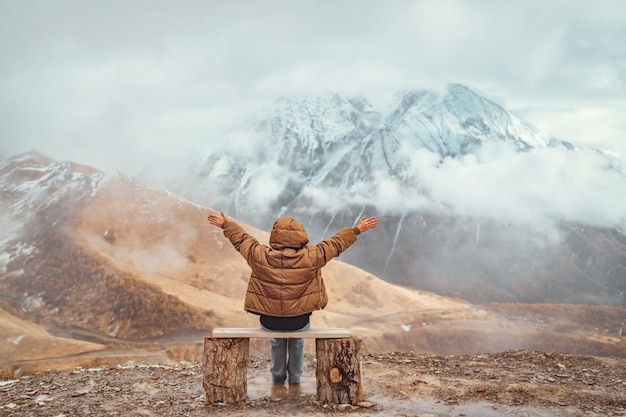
71, 388, 90, 397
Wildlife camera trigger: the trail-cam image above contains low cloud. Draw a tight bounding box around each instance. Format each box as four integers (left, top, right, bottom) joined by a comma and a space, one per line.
246, 162, 293, 215
261, 140, 626, 232
398, 142, 626, 229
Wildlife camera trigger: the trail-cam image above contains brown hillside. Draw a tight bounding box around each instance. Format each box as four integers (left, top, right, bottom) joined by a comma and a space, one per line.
4, 231, 212, 340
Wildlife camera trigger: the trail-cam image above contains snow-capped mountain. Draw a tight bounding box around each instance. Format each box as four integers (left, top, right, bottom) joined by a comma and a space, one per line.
384, 84, 572, 155
176, 84, 625, 306
183, 83, 577, 220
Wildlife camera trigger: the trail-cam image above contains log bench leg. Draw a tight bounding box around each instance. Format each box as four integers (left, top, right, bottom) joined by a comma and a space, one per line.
315, 337, 363, 405
203, 337, 249, 404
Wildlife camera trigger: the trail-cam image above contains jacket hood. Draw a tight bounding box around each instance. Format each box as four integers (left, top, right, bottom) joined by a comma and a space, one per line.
269, 217, 309, 250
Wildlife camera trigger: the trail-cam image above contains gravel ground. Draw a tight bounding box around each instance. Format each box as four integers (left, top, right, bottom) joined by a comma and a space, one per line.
1, 350, 625, 417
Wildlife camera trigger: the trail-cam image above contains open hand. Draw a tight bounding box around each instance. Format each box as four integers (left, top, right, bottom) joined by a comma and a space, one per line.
207, 211, 228, 228
357, 215, 379, 233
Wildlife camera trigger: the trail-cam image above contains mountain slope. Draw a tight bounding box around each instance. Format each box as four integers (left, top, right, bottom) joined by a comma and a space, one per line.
1, 152, 624, 378
0, 152, 211, 341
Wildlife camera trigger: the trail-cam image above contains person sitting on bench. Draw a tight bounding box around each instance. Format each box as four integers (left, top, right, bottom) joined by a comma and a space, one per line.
207, 211, 378, 385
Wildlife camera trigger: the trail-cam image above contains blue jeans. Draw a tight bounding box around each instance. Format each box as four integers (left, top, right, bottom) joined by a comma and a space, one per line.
262, 323, 310, 384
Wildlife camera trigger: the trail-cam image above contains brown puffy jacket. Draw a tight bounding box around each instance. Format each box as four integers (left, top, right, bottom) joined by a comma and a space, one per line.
221, 217, 361, 317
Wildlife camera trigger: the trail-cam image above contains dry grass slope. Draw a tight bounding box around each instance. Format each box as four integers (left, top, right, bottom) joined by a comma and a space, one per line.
3, 232, 212, 341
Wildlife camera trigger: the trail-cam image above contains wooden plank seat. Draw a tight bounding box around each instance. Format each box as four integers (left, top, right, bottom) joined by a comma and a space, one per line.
211, 327, 351, 339
203, 327, 363, 405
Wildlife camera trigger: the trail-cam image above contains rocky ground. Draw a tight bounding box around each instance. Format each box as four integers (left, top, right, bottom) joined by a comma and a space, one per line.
1, 350, 625, 417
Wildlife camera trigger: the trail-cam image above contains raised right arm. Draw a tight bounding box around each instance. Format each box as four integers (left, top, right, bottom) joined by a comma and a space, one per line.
315, 215, 379, 265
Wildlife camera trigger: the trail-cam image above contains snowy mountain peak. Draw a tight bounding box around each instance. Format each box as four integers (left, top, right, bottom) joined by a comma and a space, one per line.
263, 84, 565, 166
385, 83, 561, 156
264, 93, 380, 154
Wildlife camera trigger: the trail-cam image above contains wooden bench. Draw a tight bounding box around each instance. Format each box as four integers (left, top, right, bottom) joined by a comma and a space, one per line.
203, 328, 363, 405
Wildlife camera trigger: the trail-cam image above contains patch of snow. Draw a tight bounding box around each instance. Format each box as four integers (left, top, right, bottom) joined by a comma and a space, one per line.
22, 295, 44, 311
35, 394, 54, 402
0, 251, 9, 272
108, 325, 121, 338
14, 241, 35, 257
7, 335, 25, 345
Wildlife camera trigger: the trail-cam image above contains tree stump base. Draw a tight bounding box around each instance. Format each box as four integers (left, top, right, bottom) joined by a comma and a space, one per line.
202, 331, 363, 405
203, 338, 249, 404
315, 337, 363, 405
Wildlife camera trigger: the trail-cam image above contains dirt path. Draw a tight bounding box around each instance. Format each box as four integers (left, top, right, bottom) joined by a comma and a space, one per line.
1, 350, 625, 416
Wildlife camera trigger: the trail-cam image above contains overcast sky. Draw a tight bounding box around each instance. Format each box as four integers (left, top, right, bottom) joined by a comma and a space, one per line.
1, 0, 625, 179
